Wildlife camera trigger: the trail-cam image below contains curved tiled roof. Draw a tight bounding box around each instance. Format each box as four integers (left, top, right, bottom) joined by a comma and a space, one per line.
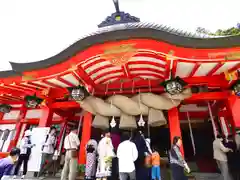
1, 22, 239, 77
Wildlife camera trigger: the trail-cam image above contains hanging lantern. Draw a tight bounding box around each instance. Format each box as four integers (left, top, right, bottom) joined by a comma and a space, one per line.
67, 85, 89, 101
0, 104, 12, 113
24, 94, 43, 108
231, 79, 240, 97
161, 76, 187, 95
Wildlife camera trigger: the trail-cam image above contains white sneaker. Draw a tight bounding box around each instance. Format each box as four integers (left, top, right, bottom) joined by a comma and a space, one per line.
21, 175, 25, 179
13, 175, 17, 179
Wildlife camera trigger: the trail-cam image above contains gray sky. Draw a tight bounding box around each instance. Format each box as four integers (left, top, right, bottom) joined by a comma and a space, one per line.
0, 0, 239, 71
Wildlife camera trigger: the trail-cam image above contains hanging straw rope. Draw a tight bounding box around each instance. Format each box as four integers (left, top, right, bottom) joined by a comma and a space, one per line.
186, 111, 196, 155
207, 102, 218, 139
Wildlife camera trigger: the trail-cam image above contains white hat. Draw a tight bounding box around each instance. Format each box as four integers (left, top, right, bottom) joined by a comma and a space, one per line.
24, 130, 32, 137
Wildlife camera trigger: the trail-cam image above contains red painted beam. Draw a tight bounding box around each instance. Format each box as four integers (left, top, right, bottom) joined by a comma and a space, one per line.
0, 118, 63, 125
228, 62, 240, 73
186, 91, 230, 102
51, 101, 80, 109
206, 63, 223, 76
179, 111, 209, 120
102, 75, 228, 91
184, 75, 228, 87
188, 63, 201, 77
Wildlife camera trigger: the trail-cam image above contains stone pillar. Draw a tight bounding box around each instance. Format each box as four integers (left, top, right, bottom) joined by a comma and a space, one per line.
78, 112, 92, 164
168, 107, 184, 156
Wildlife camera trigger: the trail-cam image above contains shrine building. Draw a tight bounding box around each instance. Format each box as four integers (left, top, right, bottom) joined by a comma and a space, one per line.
0, 0, 239, 172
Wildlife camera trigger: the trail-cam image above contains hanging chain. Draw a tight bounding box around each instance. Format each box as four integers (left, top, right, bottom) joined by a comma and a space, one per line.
187, 111, 196, 155
208, 101, 218, 139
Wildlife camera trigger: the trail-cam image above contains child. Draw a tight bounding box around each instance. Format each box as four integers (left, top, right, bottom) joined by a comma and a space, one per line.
151, 147, 161, 180
0, 148, 20, 179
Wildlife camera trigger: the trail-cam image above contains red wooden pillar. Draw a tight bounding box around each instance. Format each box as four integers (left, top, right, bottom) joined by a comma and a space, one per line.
226, 95, 240, 134
39, 106, 53, 127
0, 113, 4, 121
78, 112, 92, 164
8, 105, 27, 151
168, 107, 184, 156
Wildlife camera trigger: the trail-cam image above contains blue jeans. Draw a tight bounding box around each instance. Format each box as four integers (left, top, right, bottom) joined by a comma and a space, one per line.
151, 166, 161, 180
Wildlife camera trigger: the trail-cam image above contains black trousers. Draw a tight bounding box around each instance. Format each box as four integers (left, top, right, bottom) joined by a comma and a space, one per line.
14, 154, 30, 175
170, 164, 188, 180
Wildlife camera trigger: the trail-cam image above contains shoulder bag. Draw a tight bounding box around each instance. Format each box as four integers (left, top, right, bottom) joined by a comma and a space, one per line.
68, 135, 78, 158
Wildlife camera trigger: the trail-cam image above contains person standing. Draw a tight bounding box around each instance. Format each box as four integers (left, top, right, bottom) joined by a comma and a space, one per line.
110, 131, 121, 180
85, 139, 98, 180
213, 134, 232, 180
169, 136, 190, 180
39, 126, 57, 176
61, 127, 80, 180
117, 133, 138, 180
13, 130, 35, 179
96, 130, 115, 179
151, 147, 161, 180
0, 148, 20, 179
133, 131, 151, 180
235, 131, 240, 150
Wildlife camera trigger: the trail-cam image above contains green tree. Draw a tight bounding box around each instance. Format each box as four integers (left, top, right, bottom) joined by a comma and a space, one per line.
196, 23, 240, 36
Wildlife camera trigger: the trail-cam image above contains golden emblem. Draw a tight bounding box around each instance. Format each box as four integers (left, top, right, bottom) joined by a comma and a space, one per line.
208, 51, 240, 60
166, 50, 176, 61
22, 72, 37, 81
100, 44, 137, 66
224, 70, 238, 81
225, 52, 240, 60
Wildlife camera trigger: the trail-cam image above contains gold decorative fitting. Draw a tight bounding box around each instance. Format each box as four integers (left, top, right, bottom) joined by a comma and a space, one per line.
69, 64, 78, 71
100, 44, 137, 66
225, 52, 240, 60
224, 71, 238, 81
166, 50, 176, 61
208, 51, 240, 60
41, 88, 50, 96
22, 74, 36, 81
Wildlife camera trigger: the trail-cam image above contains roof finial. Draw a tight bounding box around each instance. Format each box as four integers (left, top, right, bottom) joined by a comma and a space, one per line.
112, 0, 120, 13
98, 0, 140, 28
